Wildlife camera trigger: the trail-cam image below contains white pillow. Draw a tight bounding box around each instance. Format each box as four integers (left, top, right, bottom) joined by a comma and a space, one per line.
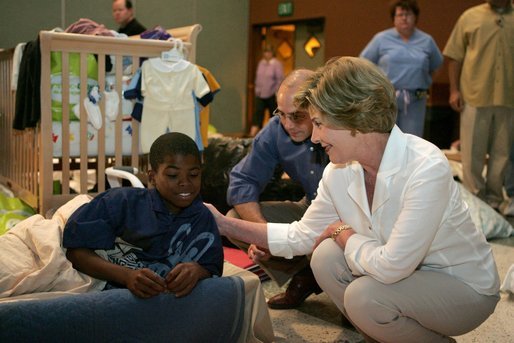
458, 183, 514, 239
500, 264, 514, 293
51, 194, 92, 228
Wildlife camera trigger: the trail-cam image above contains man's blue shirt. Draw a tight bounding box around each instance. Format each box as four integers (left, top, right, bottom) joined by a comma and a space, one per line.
227, 116, 328, 206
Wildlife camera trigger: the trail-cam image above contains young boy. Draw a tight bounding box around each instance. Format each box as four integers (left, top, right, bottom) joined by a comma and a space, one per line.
63, 132, 223, 299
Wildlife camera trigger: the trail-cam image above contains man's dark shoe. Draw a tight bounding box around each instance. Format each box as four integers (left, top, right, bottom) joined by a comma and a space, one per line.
267, 268, 322, 309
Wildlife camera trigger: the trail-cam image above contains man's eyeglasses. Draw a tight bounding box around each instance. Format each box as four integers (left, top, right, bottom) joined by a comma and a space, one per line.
273, 108, 308, 123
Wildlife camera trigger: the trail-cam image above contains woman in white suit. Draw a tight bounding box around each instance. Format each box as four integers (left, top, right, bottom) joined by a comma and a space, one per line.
207, 56, 499, 343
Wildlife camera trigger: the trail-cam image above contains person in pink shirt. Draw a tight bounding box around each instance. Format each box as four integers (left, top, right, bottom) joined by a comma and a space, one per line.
250, 45, 284, 137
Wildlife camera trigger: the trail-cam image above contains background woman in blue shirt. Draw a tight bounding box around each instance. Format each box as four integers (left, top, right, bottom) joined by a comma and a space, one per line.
360, 0, 443, 137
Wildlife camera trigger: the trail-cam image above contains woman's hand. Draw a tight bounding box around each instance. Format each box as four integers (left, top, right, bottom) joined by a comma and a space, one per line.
204, 202, 222, 219
165, 262, 210, 297
313, 220, 355, 251
248, 244, 271, 263
204, 203, 227, 235
125, 268, 167, 298
313, 221, 343, 250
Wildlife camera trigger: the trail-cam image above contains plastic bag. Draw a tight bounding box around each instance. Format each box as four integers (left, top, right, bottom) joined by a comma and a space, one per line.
0, 192, 35, 235
50, 52, 99, 121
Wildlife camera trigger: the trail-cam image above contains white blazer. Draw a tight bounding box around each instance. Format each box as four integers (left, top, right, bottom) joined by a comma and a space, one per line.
268, 126, 500, 296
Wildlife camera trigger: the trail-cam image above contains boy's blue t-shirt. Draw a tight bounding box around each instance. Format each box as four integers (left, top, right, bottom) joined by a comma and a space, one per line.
63, 187, 223, 278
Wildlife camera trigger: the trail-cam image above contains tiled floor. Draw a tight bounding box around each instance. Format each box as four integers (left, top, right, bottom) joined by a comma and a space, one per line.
261, 234, 514, 343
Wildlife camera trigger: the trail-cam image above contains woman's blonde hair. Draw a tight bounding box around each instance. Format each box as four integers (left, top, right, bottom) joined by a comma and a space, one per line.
294, 56, 397, 133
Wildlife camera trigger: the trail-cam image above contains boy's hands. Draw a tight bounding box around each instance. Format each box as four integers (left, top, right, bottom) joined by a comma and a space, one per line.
126, 268, 166, 298
165, 262, 210, 297
125, 264, 210, 298
66, 248, 210, 299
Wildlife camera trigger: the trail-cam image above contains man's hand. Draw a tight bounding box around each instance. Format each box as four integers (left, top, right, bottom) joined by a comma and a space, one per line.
125, 268, 166, 298
234, 202, 267, 223
165, 262, 210, 297
449, 90, 464, 112
447, 58, 464, 112
248, 244, 271, 263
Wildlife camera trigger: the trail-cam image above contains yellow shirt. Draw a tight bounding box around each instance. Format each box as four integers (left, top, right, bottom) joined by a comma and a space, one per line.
197, 66, 221, 147
443, 3, 514, 108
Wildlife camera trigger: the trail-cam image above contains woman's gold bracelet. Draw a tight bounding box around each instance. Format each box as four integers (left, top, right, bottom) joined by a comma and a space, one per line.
331, 224, 352, 241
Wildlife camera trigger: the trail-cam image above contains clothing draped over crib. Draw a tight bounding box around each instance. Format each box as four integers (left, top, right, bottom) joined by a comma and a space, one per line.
125, 43, 220, 152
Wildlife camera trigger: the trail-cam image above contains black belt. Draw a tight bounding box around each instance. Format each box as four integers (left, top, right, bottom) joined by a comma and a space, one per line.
396, 89, 428, 100
414, 89, 428, 99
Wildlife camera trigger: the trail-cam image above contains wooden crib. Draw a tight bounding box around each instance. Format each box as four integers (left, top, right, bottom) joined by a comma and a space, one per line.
0, 24, 202, 215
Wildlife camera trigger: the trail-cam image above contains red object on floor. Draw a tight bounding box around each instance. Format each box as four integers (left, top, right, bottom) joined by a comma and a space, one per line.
223, 246, 255, 269
223, 246, 271, 281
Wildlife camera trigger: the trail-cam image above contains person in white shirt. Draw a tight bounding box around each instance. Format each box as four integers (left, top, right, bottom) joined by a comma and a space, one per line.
207, 56, 500, 342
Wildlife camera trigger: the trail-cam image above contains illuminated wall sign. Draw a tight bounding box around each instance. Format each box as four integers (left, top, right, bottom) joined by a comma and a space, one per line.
278, 2, 294, 17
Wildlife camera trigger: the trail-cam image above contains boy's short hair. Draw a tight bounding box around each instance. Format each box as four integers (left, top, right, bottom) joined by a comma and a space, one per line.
149, 132, 200, 170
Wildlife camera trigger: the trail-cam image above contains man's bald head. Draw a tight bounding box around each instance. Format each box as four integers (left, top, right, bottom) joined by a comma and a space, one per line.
279, 69, 314, 95
275, 69, 315, 142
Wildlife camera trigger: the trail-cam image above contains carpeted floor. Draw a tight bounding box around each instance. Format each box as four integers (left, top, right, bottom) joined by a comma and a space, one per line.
261, 234, 514, 343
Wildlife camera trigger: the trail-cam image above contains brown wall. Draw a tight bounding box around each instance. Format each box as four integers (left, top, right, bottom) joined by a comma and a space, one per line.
249, 0, 485, 145
249, 0, 482, 87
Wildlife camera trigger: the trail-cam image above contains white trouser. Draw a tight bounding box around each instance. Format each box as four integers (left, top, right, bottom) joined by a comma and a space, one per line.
311, 239, 499, 343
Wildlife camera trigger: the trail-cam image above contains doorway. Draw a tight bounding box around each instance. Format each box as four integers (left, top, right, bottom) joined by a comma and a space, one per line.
246, 19, 325, 135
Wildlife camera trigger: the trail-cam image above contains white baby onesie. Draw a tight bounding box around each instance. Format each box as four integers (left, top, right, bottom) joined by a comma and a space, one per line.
140, 58, 210, 153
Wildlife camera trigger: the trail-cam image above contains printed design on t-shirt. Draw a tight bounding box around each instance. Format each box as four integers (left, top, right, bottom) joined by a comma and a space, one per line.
147, 223, 215, 277
108, 223, 215, 278
108, 251, 144, 270
107, 241, 145, 270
